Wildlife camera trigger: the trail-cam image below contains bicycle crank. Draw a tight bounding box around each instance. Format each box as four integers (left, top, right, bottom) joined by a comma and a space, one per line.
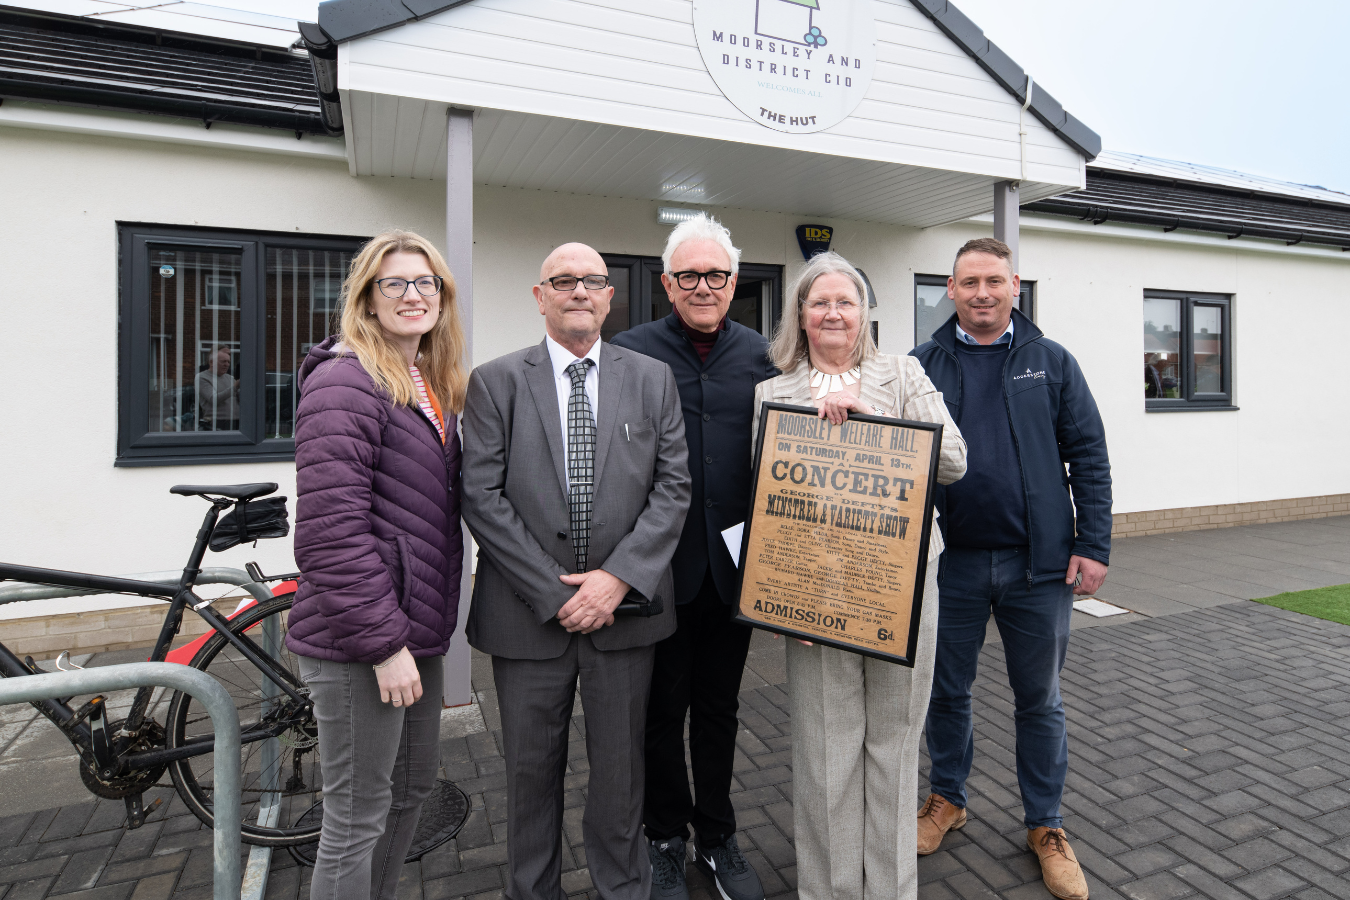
78, 718, 168, 801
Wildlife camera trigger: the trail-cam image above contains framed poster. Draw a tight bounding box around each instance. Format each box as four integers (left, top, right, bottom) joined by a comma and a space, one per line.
734, 403, 942, 666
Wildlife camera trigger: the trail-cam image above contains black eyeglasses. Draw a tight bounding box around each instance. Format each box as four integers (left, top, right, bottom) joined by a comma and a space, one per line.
541, 274, 610, 291
671, 270, 732, 290
374, 276, 442, 299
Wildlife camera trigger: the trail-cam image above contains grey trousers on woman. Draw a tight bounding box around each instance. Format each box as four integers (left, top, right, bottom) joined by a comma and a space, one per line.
299, 654, 444, 900
786, 564, 940, 900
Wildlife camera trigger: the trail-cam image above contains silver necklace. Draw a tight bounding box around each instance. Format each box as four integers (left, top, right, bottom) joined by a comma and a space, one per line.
809, 364, 861, 400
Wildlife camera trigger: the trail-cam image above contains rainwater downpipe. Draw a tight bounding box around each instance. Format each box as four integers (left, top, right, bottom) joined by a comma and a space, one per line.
1018, 76, 1034, 185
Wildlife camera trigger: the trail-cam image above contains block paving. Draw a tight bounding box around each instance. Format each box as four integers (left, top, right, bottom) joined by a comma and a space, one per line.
1, 516, 1349, 900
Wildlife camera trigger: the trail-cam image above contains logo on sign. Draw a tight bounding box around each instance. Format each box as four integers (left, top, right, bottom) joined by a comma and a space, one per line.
692, 0, 877, 134
796, 224, 833, 259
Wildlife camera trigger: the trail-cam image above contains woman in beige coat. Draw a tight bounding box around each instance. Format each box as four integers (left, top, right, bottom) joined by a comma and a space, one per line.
752, 251, 967, 900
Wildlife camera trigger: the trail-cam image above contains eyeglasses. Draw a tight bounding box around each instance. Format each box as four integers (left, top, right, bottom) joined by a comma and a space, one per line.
671, 270, 732, 291
541, 274, 610, 291
806, 298, 859, 313
374, 276, 442, 299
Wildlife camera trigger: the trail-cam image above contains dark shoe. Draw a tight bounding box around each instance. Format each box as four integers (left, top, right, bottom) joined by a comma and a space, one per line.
693, 834, 764, 900
649, 836, 689, 900
916, 793, 967, 855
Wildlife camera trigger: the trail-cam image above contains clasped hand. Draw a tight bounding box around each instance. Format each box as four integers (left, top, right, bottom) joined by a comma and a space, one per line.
557, 569, 630, 633
816, 392, 860, 426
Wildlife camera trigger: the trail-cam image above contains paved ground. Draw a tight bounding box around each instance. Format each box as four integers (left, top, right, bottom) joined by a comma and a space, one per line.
1, 516, 1348, 900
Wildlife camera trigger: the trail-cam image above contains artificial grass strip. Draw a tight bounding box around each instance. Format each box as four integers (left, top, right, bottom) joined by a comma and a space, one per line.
1254, 583, 1350, 626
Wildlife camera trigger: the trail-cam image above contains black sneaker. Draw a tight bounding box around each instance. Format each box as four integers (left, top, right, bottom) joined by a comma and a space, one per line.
693, 834, 764, 900
648, 836, 689, 900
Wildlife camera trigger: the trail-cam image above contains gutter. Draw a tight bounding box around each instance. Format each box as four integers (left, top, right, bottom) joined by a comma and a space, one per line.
297, 21, 342, 134
1024, 197, 1350, 251
0, 75, 326, 135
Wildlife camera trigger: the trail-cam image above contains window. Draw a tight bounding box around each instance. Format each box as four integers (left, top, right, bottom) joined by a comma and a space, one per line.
1143, 290, 1233, 410
914, 275, 1034, 345
118, 224, 365, 465
600, 254, 782, 340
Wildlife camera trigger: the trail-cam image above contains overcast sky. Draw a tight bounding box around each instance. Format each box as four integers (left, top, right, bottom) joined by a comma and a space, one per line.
953, 0, 1350, 193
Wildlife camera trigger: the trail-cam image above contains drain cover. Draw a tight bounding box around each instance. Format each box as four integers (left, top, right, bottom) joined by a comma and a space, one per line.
288, 779, 470, 866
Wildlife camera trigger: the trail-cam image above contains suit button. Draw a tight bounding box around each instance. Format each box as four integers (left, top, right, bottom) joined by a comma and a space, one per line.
705, 499, 714, 508
703, 413, 711, 421
557, 532, 567, 539
705, 456, 713, 464
700, 373, 709, 381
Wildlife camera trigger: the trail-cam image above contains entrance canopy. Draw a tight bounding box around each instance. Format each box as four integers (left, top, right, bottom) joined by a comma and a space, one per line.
305, 0, 1099, 228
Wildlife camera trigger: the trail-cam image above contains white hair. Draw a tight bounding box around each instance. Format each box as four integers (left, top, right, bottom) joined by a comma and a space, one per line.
770, 250, 876, 371
661, 213, 741, 274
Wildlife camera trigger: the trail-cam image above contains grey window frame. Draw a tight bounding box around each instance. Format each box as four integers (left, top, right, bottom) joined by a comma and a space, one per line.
1143, 289, 1235, 412
914, 274, 1035, 346
117, 223, 367, 466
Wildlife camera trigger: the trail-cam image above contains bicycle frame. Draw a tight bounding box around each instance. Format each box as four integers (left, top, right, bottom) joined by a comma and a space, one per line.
0, 498, 308, 771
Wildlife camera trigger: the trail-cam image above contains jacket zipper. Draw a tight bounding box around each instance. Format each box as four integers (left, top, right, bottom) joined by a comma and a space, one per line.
944, 334, 1038, 589
998, 342, 1037, 589
412, 406, 454, 493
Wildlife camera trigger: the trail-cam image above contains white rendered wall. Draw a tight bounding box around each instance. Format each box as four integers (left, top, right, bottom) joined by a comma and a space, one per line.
0, 127, 445, 619
3, 126, 1346, 620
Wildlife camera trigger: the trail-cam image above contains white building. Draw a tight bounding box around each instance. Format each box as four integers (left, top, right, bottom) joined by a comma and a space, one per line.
1, 0, 1346, 662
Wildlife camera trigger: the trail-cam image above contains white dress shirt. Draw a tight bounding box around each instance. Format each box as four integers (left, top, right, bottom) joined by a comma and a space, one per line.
956, 317, 1014, 345
544, 334, 601, 487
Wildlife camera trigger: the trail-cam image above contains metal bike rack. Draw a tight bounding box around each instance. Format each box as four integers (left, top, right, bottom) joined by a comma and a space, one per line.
0, 663, 241, 900
0, 567, 288, 900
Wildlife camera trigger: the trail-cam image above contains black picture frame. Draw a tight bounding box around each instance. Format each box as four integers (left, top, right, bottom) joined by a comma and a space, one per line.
733, 402, 943, 666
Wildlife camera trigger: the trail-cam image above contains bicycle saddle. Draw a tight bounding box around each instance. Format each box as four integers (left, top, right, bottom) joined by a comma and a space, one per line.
170, 483, 278, 501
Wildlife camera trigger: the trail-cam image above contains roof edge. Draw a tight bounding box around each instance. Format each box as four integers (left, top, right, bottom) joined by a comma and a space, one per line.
311, 0, 1102, 162
316, 0, 473, 44
907, 0, 1100, 161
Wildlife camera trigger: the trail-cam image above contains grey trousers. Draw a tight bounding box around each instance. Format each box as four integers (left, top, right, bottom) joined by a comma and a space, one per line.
786, 563, 940, 900
493, 634, 654, 900
299, 654, 444, 900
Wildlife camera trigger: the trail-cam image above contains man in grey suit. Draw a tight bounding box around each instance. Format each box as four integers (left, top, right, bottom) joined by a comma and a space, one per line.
462, 242, 692, 900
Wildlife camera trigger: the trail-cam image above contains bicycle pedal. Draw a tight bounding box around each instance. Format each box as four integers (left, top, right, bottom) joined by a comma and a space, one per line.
69, 696, 110, 727
123, 793, 158, 829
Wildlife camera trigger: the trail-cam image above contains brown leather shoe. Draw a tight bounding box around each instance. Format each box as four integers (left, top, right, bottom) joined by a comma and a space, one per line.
1027, 827, 1089, 900
916, 793, 967, 855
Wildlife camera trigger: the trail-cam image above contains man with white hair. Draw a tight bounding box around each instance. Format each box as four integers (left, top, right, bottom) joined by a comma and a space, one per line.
612, 215, 775, 900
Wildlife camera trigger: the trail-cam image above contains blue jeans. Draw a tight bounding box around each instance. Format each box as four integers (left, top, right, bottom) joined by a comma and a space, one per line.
924, 546, 1072, 829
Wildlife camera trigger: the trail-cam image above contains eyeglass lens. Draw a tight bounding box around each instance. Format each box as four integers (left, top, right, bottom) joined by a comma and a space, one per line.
547, 275, 609, 290
377, 276, 441, 299
808, 299, 857, 311
674, 271, 730, 290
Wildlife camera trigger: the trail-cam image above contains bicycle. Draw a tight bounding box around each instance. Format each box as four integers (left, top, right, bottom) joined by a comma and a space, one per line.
0, 482, 322, 847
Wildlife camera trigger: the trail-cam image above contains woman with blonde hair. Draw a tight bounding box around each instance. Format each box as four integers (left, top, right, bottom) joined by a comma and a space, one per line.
285, 229, 468, 900
752, 251, 966, 900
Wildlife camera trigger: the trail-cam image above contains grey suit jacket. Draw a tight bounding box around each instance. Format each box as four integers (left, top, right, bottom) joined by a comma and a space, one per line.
461, 338, 692, 660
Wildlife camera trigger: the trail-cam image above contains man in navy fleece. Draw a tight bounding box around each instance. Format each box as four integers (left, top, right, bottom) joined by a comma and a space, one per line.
911, 238, 1112, 900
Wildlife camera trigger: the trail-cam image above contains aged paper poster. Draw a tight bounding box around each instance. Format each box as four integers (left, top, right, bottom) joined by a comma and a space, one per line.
735, 403, 942, 665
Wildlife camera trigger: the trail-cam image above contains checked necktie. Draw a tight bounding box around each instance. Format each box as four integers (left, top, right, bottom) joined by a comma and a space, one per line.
565, 359, 596, 573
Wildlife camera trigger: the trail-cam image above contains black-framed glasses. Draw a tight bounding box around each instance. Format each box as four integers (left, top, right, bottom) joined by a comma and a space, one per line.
671, 270, 732, 290
374, 275, 442, 299
541, 274, 610, 291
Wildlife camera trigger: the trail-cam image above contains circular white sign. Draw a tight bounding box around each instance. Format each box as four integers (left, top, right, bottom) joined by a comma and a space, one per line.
693, 0, 877, 135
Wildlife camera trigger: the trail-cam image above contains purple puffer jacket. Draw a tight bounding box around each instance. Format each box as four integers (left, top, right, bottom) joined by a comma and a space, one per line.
284, 337, 463, 664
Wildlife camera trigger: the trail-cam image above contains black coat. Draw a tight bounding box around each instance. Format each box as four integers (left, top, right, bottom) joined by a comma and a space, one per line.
612, 313, 776, 605
911, 309, 1112, 585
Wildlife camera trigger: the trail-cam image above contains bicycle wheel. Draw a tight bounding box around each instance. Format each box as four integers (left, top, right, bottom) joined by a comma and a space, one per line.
166, 594, 324, 847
